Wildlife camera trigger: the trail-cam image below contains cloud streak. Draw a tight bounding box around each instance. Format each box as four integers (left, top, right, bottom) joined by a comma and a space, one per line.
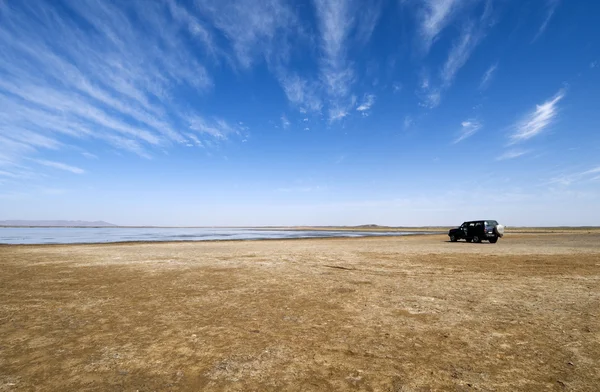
440, 1, 492, 88
34, 160, 85, 174
0, 0, 241, 172
356, 94, 376, 113
195, 0, 297, 68
314, 0, 355, 99
416, 1, 493, 108
510, 89, 565, 143
312, 0, 381, 121
417, 0, 462, 52
279, 74, 323, 113
549, 166, 600, 186
454, 119, 482, 143
532, 0, 560, 43
496, 150, 529, 161
479, 63, 498, 90
188, 115, 243, 140
281, 115, 291, 130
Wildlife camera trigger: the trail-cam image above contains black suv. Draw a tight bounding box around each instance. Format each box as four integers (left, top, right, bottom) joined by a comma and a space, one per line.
448, 220, 505, 243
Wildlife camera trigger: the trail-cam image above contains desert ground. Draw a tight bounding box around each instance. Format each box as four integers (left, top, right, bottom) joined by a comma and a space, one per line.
1, 232, 599, 391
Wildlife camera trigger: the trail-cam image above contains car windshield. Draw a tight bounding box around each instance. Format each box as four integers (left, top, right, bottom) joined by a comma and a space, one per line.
484, 221, 498, 226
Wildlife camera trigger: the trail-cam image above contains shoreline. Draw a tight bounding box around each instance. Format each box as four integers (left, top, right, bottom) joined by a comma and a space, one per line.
0, 225, 447, 231
0, 231, 444, 247
3, 227, 600, 246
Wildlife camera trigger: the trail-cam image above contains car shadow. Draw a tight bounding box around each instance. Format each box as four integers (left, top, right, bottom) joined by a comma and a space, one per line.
444, 240, 488, 244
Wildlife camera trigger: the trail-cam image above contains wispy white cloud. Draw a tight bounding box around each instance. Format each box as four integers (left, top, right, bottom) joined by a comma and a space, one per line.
314, 0, 356, 120
314, 0, 355, 98
421, 90, 442, 109
165, 0, 215, 55
328, 107, 350, 122
403, 116, 413, 130
34, 159, 85, 174
441, 1, 493, 87
279, 73, 323, 113
200, 0, 380, 122
510, 89, 566, 143
312, 0, 382, 121
185, 133, 204, 148
355, 1, 382, 44
0, 0, 241, 174
417, 0, 463, 52
281, 115, 291, 130
479, 63, 498, 90
440, 22, 478, 86
415, 1, 493, 107
81, 152, 98, 160
417, 74, 442, 108
532, 0, 560, 43
0, 135, 36, 167
549, 166, 600, 186
0, 170, 19, 179
356, 94, 376, 113
197, 0, 358, 119
188, 116, 242, 140
496, 150, 529, 161
0, 169, 37, 180
454, 119, 482, 143
195, 0, 298, 68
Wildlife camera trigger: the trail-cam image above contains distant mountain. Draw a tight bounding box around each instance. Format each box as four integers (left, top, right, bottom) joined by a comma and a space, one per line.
0, 220, 117, 227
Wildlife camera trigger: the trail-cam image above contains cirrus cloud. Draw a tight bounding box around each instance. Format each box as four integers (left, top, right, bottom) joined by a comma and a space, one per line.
510, 89, 565, 143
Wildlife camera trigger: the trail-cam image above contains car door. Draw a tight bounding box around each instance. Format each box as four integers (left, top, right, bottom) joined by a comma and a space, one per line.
461, 222, 469, 238
467, 222, 475, 238
475, 222, 483, 236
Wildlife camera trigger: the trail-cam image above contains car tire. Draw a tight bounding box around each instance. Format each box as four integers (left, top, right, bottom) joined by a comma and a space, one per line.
450, 235, 457, 242
489, 237, 498, 243
472, 235, 481, 243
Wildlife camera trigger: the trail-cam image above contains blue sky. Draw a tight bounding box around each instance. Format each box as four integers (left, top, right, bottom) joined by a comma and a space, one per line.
0, 0, 599, 226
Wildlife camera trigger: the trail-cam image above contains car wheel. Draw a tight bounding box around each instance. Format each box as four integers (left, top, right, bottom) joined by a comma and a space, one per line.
450, 235, 457, 242
489, 237, 498, 244
472, 235, 481, 243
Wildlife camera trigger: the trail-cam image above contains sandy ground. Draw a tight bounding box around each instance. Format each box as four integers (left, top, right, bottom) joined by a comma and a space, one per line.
1, 233, 599, 391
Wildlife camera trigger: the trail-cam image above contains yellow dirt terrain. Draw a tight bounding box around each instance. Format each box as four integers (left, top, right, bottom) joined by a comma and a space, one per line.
1, 233, 599, 391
